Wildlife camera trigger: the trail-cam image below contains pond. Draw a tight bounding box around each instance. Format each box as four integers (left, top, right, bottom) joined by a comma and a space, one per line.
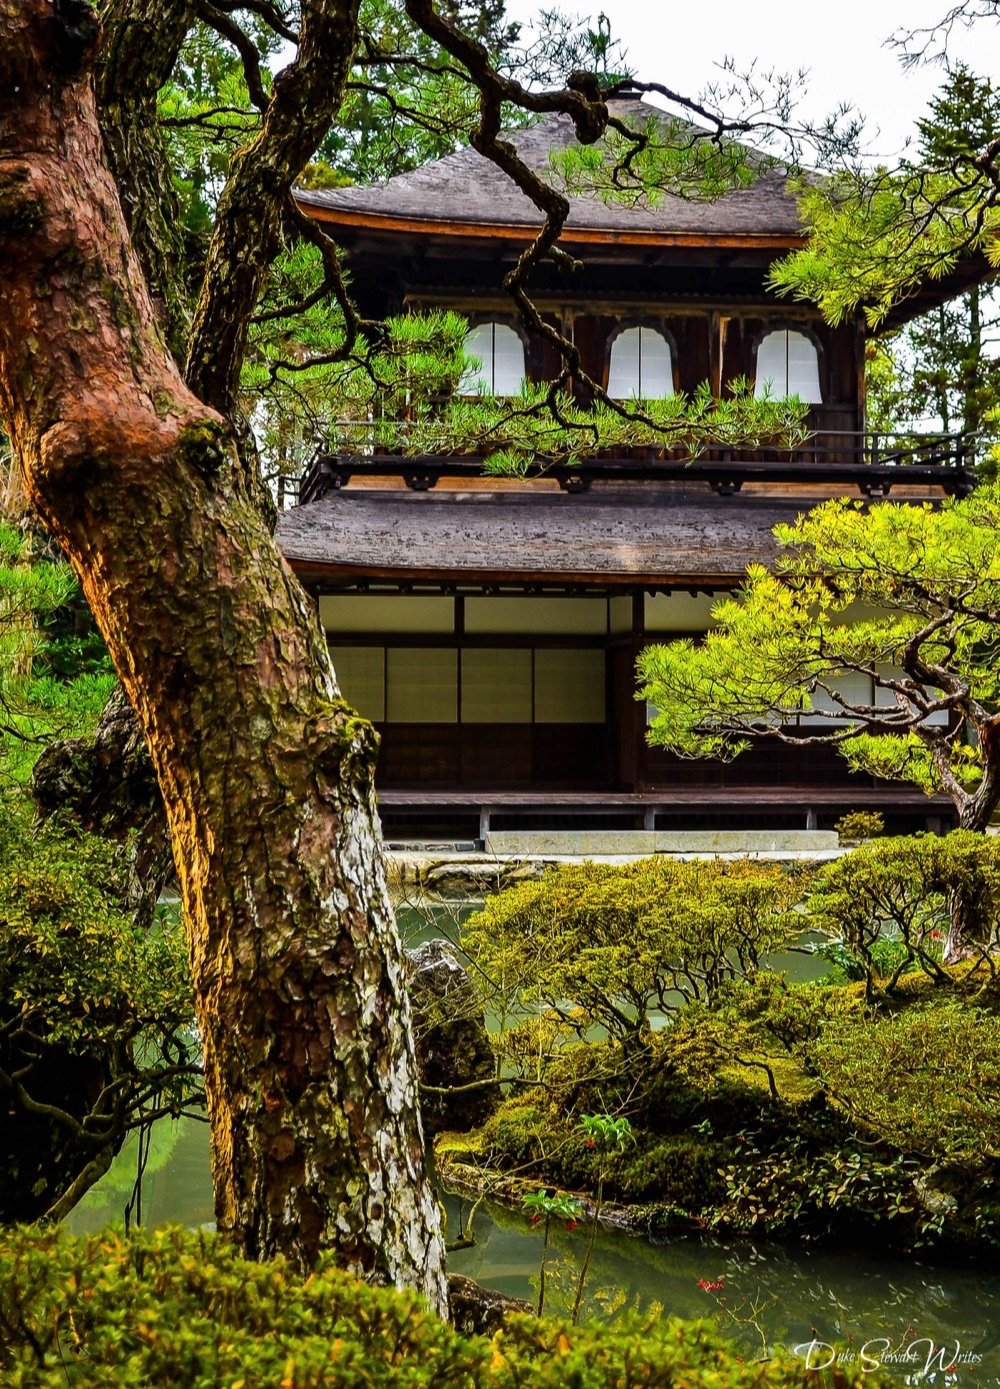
67, 1117, 1000, 1387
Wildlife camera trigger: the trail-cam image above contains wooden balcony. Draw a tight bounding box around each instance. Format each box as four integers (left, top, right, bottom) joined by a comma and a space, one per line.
298, 429, 977, 504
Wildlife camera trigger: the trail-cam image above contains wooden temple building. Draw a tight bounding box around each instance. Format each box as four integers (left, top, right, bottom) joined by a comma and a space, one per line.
276, 94, 977, 843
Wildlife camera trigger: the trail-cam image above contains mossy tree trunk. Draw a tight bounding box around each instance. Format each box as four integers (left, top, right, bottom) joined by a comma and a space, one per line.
0, 0, 446, 1310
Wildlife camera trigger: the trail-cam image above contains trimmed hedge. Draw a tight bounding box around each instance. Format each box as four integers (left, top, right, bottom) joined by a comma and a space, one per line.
0, 1226, 897, 1388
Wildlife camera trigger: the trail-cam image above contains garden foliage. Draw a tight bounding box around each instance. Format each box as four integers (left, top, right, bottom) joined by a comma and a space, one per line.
638, 489, 1000, 833
0, 522, 112, 786
807, 831, 1000, 993
0, 1225, 898, 1388
450, 842, 1000, 1256
462, 856, 804, 1043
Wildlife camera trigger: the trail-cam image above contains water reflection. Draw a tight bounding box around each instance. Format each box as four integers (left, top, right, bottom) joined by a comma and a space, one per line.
447, 1192, 1000, 1381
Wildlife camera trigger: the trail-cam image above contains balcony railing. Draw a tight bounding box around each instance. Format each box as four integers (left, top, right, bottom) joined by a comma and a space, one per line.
297, 427, 979, 505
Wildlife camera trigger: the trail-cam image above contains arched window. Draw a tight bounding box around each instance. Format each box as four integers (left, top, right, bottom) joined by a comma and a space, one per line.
460, 322, 526, 395
607, 326, 674, 399
754, 330, 822, 403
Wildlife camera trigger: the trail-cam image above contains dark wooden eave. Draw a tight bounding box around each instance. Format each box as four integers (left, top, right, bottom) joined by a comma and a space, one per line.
295, 93, 999, 330
297, 204, 804, 254
277, 485, 820, 588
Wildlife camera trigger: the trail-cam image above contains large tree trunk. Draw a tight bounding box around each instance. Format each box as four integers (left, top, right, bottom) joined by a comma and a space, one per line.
0, 0, 446, 1310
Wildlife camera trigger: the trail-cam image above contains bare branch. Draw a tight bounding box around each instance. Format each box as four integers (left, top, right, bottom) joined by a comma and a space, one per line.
211, 0, 297, 44
196, 0, 269, 112
890, 2, 1000, 69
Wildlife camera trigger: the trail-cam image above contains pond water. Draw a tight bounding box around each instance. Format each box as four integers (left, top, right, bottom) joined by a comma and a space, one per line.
61, 896, 1000, 1385
67, 1118, 1000, 1387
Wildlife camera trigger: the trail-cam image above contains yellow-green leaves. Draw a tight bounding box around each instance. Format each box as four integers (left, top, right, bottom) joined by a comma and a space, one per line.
770, 167, 998, 329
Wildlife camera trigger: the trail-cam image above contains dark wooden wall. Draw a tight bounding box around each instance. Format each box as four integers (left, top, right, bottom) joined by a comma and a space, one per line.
374, 723, 610, 790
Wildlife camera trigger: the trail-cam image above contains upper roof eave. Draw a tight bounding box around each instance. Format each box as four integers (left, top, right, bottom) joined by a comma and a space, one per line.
293, 195, 806, 250
275, 485, 808, 586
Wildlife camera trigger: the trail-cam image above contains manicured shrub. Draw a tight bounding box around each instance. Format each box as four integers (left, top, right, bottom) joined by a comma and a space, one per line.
0, 1225, 898, 1387
615, 1135, 725, 1208
833, 811, 884, 845
480, 1096, 554, 1169
462, 857, 807, 1046
811, 996, 1000, 1159
807, 832, 1000, 994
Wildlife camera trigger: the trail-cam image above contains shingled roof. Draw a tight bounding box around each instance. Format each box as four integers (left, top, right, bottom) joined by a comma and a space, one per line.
295, 95, 803, 241
276, 485, 811, 586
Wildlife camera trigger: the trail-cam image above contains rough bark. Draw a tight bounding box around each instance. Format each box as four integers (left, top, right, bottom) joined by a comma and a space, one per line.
0, 0, 446, 1309
96, 0, 196, 360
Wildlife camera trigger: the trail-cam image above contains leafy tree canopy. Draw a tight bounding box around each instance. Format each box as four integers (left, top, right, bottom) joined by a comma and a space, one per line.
462, 857, 804, 1045
0, 804, 199, 1224
0, 520, 112, 787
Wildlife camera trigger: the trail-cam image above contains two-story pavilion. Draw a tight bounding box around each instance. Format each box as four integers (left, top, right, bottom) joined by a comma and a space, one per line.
276, 93, 976, 844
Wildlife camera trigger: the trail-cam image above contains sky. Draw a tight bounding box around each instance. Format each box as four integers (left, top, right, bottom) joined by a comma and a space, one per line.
504, 0, 1000, 160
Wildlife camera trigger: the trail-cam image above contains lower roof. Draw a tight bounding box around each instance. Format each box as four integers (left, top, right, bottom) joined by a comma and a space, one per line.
276, 484, 836, 588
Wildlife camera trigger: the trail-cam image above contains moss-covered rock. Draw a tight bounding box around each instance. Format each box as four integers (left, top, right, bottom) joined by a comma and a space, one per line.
407, 939, 499, 1134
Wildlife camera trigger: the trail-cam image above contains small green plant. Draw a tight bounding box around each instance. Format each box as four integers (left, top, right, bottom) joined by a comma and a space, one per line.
834, 811, 885, 845
573, 1114, 635, 1324
813, 933, 917, 987
521, 1189, 583, 1317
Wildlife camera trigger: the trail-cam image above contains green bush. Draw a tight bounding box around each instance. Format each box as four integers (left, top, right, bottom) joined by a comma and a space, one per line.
615, 1135, 725, 1208
715, 1133, 919, 1244
462, 857, 807, 1046
0, 523, 114, 787
480, 1097, 554, 1169
0, 1225, 898, 1388
834, 811, 884, 845
473, 1092, 735, 1209
807, 832, 1000, 996
812, 935, 916, 986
